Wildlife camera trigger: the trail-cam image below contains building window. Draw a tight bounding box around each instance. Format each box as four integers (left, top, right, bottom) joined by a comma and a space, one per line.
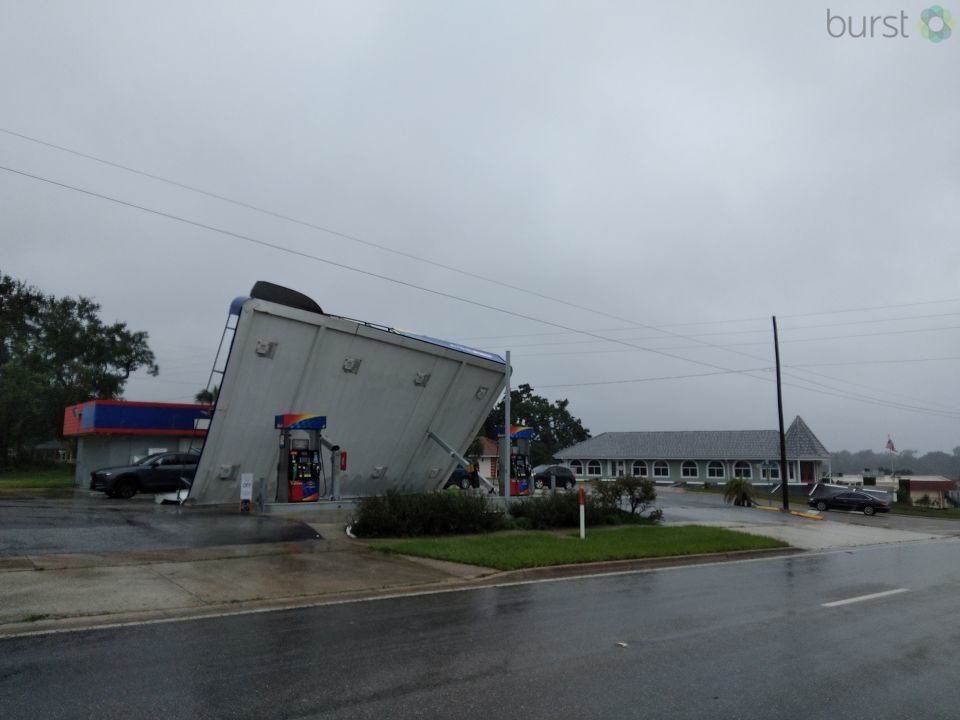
587, 460, 601, 477
707, 461, 724, 479
733, 461, 752, 480
681, 461, 698, 478
768, 463, 780, 480
653, 461, 669, 478
570, 460, 583, 476
632, 460, 647, 477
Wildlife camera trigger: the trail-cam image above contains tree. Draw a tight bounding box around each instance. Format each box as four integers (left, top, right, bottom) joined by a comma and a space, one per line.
619, 476, 657, 515
0, 272, 158, 466
480, 383, 589, 466
465, 435, 484, 459
723, 477, 756, 507
195, 385, 219, 404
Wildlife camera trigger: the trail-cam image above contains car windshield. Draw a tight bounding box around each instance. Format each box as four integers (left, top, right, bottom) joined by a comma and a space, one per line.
133, 453, 167, 466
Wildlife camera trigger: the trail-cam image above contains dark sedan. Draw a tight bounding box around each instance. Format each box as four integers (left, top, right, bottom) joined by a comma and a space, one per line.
90, 452, 199, 499
442, 466, 479, 490
808, 491, 891, 516
531, 464, 577, 490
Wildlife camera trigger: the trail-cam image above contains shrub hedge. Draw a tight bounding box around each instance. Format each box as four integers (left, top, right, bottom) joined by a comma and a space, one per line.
351, 479, 663, 537
351, 490, 504, 537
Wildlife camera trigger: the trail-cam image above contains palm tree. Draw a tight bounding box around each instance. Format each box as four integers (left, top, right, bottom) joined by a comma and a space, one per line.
723, 476, 755, 507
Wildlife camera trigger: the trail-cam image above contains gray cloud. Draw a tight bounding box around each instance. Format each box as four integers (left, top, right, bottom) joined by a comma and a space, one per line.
2, 0, 957, 454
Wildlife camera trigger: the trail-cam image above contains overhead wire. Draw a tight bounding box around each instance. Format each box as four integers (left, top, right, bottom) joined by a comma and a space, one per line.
6, 161, 957, 419
0, 162, 771, 380
0, 126, 682, 341
13, 125, 944, 415
456, 303, 960, 343
4, 130, 957, 419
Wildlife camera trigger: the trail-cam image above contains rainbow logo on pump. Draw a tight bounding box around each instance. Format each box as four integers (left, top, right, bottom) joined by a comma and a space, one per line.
274, 414, 328, 430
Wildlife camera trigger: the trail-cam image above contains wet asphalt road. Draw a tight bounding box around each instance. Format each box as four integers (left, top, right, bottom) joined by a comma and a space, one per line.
0, 494, 319, 555
2, 537, 958, 719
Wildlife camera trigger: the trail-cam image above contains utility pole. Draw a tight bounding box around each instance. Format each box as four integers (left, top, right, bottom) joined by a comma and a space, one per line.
502, 350, 511, 501
773, 316, 789, 512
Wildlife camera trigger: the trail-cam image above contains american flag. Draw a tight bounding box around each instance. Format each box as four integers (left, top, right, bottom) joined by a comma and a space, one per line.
885, 437, 897, 453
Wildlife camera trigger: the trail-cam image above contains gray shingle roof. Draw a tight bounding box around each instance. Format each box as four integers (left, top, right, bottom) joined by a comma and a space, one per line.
555, 416, 829, 460
784, 416, 830, 458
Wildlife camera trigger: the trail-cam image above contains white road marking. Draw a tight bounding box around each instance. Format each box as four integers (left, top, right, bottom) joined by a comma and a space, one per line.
821, 588, 910, 607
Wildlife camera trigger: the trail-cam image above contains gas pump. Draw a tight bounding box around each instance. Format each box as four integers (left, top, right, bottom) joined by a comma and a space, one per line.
498, 425, 534, 496
274, 414, 327, 503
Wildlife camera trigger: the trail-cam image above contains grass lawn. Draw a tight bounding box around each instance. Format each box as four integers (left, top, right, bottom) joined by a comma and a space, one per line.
370, 525, 789, 571
0, 466, 75, 490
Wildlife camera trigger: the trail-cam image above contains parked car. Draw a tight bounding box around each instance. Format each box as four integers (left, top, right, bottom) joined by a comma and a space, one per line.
443, 466, 479, 490
808, 491, 891, 516
90, 452, 199, 499
531, 464, 576, 490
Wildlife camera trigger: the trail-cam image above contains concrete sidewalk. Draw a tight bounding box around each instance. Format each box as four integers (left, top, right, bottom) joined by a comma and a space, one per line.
0, 523, 500, 637
0, 511, 949, 639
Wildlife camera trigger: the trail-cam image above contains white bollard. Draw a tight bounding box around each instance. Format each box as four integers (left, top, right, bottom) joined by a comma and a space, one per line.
578, 486, 586, 539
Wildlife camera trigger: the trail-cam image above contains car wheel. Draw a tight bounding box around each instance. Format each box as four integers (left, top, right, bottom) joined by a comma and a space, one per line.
460, 477, 471, 490
534, 478, 544, 490
564, 479, 575, 491
863, 506, 875, 516
116, 478, 138, 500
816, 501, 828, 512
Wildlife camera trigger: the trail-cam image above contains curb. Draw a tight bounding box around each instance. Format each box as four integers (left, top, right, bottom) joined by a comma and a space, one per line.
753, 505, 824, 521
474, 546, 803, 584
0, 546, 802, 639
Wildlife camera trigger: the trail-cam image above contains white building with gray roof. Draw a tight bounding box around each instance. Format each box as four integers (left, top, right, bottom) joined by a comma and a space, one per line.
555, 416, 830, 484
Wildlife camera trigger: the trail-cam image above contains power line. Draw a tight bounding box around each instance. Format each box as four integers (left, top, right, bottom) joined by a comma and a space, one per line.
21, 125, 952, 399
9, 126, 957, 419
514, 332, 960, 413
6, 154, 955, 422
781, 297, 960, 320
456, 303, 960, 342
540, 364, 960, 419
779, 374, 960, 419
539, 367, 773, 388
0, 127, 668, 339
0, 127, 807, 382
498, 311, 960, 350
788, 355, 960, 369
513, 323, 960, 356
0, 162, 771, 381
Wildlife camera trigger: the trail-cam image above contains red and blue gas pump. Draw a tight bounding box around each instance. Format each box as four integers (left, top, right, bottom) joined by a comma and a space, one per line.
275, 414, 327, 502
498, 425, 534, 496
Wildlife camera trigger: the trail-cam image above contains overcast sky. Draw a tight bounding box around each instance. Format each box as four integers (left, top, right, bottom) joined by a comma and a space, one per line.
2, 1, 958, 454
